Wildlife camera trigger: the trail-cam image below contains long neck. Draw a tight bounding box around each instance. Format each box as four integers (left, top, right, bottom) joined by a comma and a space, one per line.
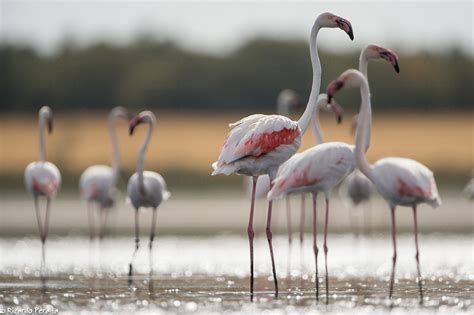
355, 78, 375, 182
38, 114, 46, 162
137, 120, 154, 190
108, 115, 121, 184
358, 52, 371, 151
298, 22, 321, 134
311, 107, 324, 144
277, 102, 290, 116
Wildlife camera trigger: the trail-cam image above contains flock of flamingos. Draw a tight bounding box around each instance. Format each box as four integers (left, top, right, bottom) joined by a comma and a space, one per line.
23, 12, 470, 306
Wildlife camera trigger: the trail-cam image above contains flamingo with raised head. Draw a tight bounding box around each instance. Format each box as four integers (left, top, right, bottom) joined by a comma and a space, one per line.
79, 106, 131, 240
127, 111, 170, 284
212, 12, 354, 300
24, 106, 61, 267
327, 69, 441, 304
339, 44, 400, 231
267, 46, 400, 303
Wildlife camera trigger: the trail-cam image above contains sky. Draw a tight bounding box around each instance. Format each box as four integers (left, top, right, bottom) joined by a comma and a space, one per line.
1, 0, 473, 56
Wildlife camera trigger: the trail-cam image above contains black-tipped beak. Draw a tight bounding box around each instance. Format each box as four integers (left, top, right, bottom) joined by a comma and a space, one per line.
394, 61, 400, 73
129, 125, 135, 136
347, 28, 354, 41
47, 120, 53, 134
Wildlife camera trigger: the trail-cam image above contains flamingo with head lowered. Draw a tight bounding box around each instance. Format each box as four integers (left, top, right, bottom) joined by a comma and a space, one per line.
267, 45, 400, 303
339, 44, 400, 230
212, 12, 354, 300
79, 106, 132, 240
326, 69, 441, 304
24, 106, 61, 267
127, 111, 170, 284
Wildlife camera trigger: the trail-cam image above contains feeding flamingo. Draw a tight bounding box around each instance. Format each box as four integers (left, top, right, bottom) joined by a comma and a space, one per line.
79, 106, 132, 240
127, 111, 170, 284
339, 44, 401, 232
326, 69, 441, 303
24, 106, 61, 267
212, 12, 354, 300
267, 45, 400, 303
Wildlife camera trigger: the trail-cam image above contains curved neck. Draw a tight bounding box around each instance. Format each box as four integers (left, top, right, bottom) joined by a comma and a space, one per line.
358, 51, 372, 151
355, 78, 375, 182
108, 115, 122, 184
311, 108, 324, 144
358, 51, 369, 79
137, 120, 154, 190
38, 114, 46, 162
298, 22, 321, 134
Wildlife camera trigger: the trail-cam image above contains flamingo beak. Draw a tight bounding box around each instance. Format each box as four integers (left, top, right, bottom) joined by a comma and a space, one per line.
328, 99, 344, 124
129, 117, 139, 135
380, 49, 400, 73
47, 119, 53, 134
336, 18, 354, 40
327, 79, 344, 104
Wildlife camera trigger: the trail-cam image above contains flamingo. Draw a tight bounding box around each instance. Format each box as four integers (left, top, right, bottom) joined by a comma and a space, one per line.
127, 111, 170, 284
79, 106, 132, 240
462, 170, 474, 200
24, 106, 61, 267
267, 45, 400, 303
212, 12, 354, 300
326, 69, 442, 303
339, 44, 400, 232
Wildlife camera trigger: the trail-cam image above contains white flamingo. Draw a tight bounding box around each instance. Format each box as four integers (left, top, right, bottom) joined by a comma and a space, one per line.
127, 111, 170, 283
24, 106, 61, 266
212, 12, 354, 300
339, 44, 400, 232
267, 45, 400, 303
326, 69, 441, 303
79, 107, 131, 240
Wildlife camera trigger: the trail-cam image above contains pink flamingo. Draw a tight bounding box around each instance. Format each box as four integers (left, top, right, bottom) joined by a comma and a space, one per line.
212, 12, 354, 300
127, 111, 171, 284
339, 44, 400, 232
267, 45, 400, 303
79, 107, 131, 240
24, 106, 61, 266
326, 69, 441, 303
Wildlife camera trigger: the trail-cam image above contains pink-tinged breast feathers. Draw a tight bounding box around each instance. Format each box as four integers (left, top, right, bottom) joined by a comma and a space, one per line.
397, 178, 432, 198
336, 157, 344, 165
90, 183, 103, 199
243, 128, 299, 157
32, 178, 59, 196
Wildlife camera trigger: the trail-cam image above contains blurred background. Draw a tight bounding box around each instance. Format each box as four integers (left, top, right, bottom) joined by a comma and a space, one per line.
0, 1, 473, 236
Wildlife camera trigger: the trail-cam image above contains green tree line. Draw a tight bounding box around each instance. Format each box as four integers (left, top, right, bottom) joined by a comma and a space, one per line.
1, 38, 472, 112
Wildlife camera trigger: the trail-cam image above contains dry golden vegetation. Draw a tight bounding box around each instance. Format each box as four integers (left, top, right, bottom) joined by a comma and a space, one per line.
1, 111, 472, 177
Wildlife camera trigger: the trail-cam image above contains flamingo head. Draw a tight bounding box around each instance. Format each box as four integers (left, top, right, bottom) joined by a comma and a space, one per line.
129, 111, 155, 135
327, 69, 365, 104
317, 93, 343, 124
318, 12, 354, 40
364, 44, 400, 73
39, 106, 53, 134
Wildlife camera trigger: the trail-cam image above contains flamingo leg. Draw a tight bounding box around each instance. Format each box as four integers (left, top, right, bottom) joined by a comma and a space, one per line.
299, 193, 305, 287
286, 196, 292, 279
323, 197, 330, 304
34, 196, 44, 244
412, 205, 423, 304
128, 207, 140, 286
99, 207, 109, 240
149, 207, 157, 269
87, 202, 96, 241
312, 192, 319, 300
247, 176, 257, 301
265, 193, 279, 298
389, 205, 397, 299
41, 197, 51, 269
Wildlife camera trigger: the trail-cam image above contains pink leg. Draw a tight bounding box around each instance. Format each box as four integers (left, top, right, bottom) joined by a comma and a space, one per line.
286, 196, 292, 279
312, 193, 319, 300
323, 197, 330, 304
265, 186, 279, 298
88, 202, 95, 241
247, 176, 257, 301
128, 207, 140, 286
99, 207, 109, 240
412, 205, 423, 304
389, 205, 397, 299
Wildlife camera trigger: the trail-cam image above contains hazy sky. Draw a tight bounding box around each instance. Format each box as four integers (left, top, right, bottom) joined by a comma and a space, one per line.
1, 0, 472, 55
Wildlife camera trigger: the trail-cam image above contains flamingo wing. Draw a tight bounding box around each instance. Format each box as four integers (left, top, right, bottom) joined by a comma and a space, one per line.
212, 114, 300, 174
373, 157, 441, 207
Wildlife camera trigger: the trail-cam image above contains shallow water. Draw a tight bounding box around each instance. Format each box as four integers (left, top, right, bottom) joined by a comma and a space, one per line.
0, 234, 473, 314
